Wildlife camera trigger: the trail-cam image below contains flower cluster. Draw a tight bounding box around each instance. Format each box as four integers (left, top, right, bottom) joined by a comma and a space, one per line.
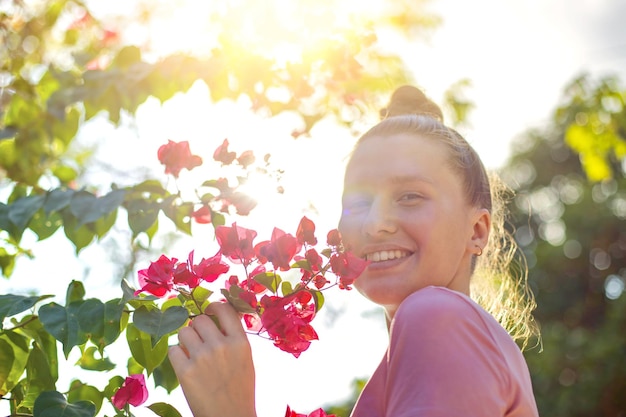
136, 216, 369, 357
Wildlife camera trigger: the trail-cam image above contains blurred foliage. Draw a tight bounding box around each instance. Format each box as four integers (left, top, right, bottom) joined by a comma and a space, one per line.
0, 0, 446, 279
501, 73, 626, 417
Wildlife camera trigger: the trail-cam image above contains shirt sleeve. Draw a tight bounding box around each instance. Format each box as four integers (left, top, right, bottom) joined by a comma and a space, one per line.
384, 287, 511, 417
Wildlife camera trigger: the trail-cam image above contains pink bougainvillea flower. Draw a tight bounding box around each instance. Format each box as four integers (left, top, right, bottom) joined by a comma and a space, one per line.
219, 191, 257, 216
172, 260, 200, 289
236, 150, 255, 168
191, 250, 230, 283
137, 255, 177, 296
260, 292, 318, 357
254, 228, 300, 271
111, 374, 148, 410
330, 252, 369, 289
304, 248, 323, 273
157, 140, 202, 177
296, 216, 317, 246
243, 313, 262, 331
215, 223, 258, 265
285, 406, 336, 417
191, 205, 212, 224
326, 229, 342, 247
213, 138, 237, 165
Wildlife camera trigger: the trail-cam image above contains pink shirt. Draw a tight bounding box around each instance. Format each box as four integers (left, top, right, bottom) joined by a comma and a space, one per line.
351, 286, 539, 417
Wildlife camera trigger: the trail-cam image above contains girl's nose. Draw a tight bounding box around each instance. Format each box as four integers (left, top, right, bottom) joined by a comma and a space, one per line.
362, 200, 397, 236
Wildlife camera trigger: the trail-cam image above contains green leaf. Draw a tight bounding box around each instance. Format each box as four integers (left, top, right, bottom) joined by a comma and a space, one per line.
127, 355, 144, 375
126, 323, 168, 375
129, 180, 168, 195
253, 271, 282, 293
211, 211, 226, 228
75, 346, 115, 372
76, 299, 104, 342
281, 281, 293, 296
310, 289, 325, 312
220, 288, 256, 314
148, 402, 183, 417
69, 191, 101, 225
29, 209, 63, 241
66, 281, 85, 304
26, 343, 57, 393
113, 45, 142, 69
126, 199, 160, 237
13, 315, 58, 382
62, 210, 95, 253
0, 332, 29, 395
103, 376, 124, 399
153, 355, 179, 394
33, 390, 96, 417
191, 286, 212, 304
133, 306, 188, 347
162, 200, 193, 235
67, 381, 104, 414
7, 194, 46, 239
39, 301, 88, 358
0, 294, 54, 330
102, 299, 126, 348
44, 189, 75, 216
0, 248, 16, 277
52, 166, 78, 183
90, 209, 117, 239
291, 259, 311, 270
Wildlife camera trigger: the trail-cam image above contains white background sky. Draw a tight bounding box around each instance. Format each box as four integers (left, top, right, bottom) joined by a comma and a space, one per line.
2, 1, 626, 416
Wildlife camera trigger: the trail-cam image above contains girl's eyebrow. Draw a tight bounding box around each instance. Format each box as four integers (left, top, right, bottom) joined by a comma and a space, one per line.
389, 174, 434, 185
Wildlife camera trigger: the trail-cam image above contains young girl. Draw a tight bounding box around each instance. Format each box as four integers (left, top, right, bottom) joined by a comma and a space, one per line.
168, 86, 540, 417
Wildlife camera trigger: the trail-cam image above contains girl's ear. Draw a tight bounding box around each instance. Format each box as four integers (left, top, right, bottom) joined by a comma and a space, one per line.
468, 208, 491, 254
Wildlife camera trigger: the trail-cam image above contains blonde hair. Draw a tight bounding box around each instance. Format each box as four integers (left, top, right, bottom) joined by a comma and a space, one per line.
358, 86, 539, 347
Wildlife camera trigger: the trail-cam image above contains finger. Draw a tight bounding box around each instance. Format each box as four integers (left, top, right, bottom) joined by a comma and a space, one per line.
205, 302, 247, 338
190, 314, 224, 343
168, 345, 190, 371
177, 324, 204, 352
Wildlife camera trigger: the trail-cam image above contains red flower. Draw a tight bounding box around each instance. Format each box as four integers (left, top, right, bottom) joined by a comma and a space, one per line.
254, 228, 299, 271
285, 406, 336, 417
137, 255, 177, 296
260, 292, 318, 357
296, 216, 317, 246
173, 261, 200, 289
326, 229, 342, 247
304, 248, 323, 273
215, 223, 258, 265
191, 206, 212, 224
236, 150, 255, 168
213, 138, 237, 165
191, 250, 230, 283
221, 192, 257, 216
329, 252, 369, 289
111, 374, 148, 409
158, 140, 202, 177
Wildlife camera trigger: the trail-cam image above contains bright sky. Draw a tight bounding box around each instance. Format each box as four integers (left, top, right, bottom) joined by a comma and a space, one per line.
3, 0, 626, 416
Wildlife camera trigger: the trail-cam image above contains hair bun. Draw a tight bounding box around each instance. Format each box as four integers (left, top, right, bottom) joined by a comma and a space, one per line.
379, 85, 443, 122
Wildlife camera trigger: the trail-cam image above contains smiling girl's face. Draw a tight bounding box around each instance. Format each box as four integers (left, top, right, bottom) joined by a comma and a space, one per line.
338, 133, 490, 318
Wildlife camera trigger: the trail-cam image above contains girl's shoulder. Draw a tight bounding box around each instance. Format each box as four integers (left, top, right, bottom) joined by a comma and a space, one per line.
391, 285, 511, 346
395, 285, 484, 321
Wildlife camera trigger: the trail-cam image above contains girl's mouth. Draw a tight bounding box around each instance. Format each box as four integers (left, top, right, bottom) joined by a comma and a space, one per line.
364, 250, 411, 262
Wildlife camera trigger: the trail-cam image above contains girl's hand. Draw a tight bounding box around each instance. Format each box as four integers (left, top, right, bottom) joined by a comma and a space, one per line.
168, 302, 257, 417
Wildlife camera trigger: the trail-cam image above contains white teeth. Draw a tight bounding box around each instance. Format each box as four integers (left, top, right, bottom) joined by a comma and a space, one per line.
365, 250, 409, 262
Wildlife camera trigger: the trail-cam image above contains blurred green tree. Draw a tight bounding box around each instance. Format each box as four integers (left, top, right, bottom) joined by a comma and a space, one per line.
501, 74, 626, 416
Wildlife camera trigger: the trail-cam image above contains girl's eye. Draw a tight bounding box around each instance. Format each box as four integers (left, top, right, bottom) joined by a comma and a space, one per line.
342, 196, 371, 215
398, 193, 423, 203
